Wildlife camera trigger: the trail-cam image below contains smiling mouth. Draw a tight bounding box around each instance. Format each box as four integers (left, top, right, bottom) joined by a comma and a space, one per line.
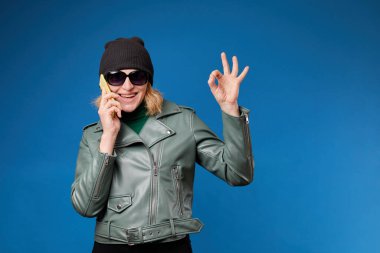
119, 93, 137, 99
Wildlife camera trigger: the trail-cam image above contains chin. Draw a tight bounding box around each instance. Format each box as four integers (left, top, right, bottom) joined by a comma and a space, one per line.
122, 105, 138, 113
121, 99, 144, 113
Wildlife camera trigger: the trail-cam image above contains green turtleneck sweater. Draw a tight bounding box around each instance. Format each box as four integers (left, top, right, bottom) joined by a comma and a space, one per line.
120, 103, 149, 134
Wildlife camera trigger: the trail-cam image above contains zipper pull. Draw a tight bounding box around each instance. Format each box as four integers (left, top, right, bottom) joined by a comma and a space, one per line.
244, 113, 249, 124
104, 156, 110, 166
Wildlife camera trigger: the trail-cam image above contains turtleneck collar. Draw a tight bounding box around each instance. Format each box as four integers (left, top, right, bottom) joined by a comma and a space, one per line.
120, 102, 148, 123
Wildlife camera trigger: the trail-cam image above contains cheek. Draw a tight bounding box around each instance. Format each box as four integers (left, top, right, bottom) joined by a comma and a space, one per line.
109, 86, 119, 93
138, 87, 147, 98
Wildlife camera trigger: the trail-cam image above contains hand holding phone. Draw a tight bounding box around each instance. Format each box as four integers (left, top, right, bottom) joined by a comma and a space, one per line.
98, 74, 121, 153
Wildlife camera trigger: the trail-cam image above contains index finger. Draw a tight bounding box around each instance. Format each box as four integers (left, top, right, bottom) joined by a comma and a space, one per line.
100, 86, 107, 107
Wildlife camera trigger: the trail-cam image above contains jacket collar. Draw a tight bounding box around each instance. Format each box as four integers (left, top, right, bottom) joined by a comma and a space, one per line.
155, 100, 182, 119
93, 100, 181, 148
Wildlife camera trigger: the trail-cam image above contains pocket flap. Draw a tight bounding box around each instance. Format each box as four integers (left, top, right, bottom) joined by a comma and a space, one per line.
108, 195, 132, 213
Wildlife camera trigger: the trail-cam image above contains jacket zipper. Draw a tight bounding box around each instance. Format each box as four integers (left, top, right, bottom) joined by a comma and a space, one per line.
172, 166, 184, 216
242, 113, 253, 171
148, 142, 162, 225
94, 154, 110, 197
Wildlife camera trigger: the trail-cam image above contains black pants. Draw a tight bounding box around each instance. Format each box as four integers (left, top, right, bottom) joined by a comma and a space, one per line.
92, 235, 193, 253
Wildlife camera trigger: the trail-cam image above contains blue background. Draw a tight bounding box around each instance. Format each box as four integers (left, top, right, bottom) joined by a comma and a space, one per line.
0, 0, 379, 252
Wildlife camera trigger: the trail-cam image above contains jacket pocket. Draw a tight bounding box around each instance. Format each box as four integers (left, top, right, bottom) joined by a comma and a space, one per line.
108, 194, 132, 213
172, 165, 184, 216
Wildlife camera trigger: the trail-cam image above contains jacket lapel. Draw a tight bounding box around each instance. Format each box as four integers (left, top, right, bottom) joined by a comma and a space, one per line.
139, 117, 175, 148
139, 100, 182, 148
114, 122, 143, 148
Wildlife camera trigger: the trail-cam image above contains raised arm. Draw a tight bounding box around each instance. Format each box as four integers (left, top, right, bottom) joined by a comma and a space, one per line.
194, 52, 253, 186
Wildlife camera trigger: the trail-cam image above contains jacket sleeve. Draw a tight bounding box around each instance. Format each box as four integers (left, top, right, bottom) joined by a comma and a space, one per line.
192, 106, 254, 186
71, 130, 117, 217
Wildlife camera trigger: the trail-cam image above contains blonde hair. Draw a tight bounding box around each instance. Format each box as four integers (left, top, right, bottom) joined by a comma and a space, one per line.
92, 82, 163, 116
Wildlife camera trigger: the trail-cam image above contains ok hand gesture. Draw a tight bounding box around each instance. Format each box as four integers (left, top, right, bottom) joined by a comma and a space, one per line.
208, 52, 249, 116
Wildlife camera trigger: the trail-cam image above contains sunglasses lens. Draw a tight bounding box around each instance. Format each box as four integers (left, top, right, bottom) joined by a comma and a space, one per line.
106, 71, 126, 86
129, 71, 148, 85
105, 71, 148, 86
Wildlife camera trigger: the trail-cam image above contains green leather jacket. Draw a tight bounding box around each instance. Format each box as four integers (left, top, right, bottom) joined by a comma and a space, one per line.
71, 100, 254, 245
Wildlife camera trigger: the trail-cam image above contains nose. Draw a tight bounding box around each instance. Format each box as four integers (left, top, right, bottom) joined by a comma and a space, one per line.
121, 77, 134, 90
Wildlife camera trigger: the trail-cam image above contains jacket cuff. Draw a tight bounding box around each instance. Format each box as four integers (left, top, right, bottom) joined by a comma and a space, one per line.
98, 149, 117, 158
92, 150, 117, 199
221, 106, 251, 123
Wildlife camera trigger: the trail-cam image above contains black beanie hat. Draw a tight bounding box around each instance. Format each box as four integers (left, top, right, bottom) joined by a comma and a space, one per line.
99, 37, 154, 85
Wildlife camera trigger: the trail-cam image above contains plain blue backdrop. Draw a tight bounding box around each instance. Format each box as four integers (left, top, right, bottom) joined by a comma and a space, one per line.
0, 0, 379, 252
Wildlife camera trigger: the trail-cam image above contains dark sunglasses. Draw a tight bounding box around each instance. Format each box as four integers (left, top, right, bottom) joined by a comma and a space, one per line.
105, 70, 148, 86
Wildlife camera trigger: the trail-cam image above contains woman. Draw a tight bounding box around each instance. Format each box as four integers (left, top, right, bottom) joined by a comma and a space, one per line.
71, 37, 254, 253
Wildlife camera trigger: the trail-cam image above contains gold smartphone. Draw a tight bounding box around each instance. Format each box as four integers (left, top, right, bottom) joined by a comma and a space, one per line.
99, 74, 116, 117
99, 74, 113, 96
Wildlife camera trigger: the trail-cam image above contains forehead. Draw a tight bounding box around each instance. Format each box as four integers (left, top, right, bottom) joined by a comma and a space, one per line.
120, 69, 138, 74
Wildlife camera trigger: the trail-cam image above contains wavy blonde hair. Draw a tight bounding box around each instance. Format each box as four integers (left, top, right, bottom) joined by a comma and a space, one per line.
92, 82, 164, 116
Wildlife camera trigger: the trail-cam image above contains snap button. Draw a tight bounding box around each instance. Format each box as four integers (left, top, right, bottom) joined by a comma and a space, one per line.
117, 204, 122, 210
166, 130, 171, 134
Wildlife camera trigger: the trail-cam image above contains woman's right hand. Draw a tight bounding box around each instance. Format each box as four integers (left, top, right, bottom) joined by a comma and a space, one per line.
98, 88, 122, 138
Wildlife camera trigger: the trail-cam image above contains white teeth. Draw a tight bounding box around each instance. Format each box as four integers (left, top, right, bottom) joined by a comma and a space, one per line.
120, 94, 136, 98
